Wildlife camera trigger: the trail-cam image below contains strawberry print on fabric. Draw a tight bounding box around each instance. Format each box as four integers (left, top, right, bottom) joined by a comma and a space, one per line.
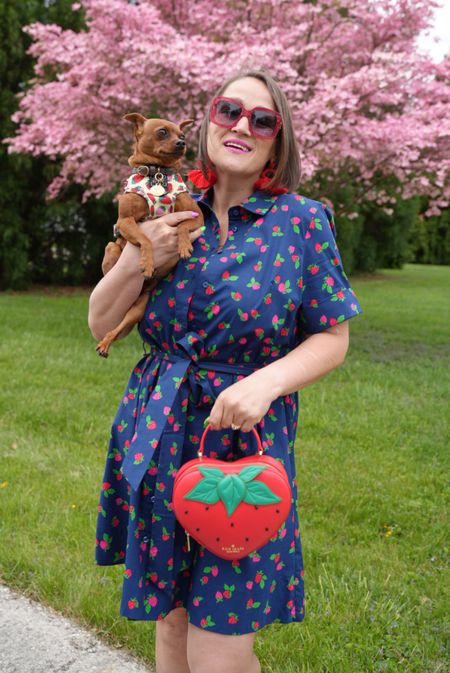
298, 203, 360, 331
95, 189, 362, 635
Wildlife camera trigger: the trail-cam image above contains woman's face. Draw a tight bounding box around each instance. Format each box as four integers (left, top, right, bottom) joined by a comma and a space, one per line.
206, 77, 278, 182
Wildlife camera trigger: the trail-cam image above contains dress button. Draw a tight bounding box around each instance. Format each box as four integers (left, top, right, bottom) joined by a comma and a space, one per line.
231, 208, 240, 217
143, 536, 149, 543
202, 281, 209, 288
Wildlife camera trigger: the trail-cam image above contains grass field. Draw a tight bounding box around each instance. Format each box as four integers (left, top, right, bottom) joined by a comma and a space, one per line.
0, 264, 448, 673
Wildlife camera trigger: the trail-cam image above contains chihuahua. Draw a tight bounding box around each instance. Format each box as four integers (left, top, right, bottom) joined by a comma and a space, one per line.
96, 113, 204, 357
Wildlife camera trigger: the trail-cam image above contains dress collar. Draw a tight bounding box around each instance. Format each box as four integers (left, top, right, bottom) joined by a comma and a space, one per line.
193, 188, 281, 216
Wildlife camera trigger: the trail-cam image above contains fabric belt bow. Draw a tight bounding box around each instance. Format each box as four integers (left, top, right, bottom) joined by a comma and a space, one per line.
121, 332, 261, 491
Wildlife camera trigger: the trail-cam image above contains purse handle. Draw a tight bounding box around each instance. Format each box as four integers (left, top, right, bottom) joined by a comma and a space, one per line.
198, 424, 263, 458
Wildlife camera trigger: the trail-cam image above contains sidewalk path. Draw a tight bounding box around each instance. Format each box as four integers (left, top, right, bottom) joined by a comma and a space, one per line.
0, 584, 154, 673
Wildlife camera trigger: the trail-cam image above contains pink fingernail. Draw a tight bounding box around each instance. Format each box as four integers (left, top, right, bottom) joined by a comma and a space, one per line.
191, 211, 199, 217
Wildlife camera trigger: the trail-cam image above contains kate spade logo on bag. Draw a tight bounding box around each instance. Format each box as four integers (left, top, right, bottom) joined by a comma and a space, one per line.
222, 544, 244, 554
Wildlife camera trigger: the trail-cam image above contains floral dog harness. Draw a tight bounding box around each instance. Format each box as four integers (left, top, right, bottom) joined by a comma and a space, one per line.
123, 170, 188, 218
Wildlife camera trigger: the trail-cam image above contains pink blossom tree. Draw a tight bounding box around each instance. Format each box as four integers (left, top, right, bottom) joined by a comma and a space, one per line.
6, 0, 450, 216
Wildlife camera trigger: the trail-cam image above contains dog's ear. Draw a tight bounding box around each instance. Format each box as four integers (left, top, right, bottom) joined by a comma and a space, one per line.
123, 113, 147, 134
179, 119, 195, 132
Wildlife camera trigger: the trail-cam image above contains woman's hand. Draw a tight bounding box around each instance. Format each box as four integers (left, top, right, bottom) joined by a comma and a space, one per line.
121, 210, 202, 273
207, 374, 274, 432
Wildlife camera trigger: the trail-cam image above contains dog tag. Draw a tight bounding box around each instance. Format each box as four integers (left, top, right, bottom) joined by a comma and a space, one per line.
149, 183, 166, 196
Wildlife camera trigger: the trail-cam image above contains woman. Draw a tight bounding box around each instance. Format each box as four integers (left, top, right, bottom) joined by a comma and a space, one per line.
89, 70, 362, 673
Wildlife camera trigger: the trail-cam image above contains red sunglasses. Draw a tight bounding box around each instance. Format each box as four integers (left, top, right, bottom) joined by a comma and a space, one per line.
210, 96, 282, 140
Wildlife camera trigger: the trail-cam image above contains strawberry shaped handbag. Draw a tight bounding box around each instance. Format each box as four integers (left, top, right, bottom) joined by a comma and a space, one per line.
172, 424, 292, 560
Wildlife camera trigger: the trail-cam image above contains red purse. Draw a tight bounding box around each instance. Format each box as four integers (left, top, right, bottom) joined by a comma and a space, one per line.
172, 424, 292, 560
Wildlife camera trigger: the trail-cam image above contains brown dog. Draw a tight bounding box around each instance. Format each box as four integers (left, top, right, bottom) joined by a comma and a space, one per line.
95, 114, 204, 357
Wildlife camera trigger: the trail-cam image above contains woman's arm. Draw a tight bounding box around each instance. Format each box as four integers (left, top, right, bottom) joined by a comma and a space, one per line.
88, 211, 201, 341
88, 242, 146, 341
208, 322, 350, 431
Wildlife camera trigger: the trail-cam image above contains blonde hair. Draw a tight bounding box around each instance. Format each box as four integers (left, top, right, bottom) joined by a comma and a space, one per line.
197, 69, 301, 192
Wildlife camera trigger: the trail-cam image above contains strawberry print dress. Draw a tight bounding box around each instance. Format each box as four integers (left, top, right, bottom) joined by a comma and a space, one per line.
95, 189, 362, 635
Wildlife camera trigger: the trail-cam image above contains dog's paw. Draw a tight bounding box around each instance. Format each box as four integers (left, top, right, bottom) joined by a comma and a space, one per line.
178, 241, 194, 259
139, 255, 155, 279
140, 263, 155, 279
96, 343, 110, 358
142, 269, 156, 280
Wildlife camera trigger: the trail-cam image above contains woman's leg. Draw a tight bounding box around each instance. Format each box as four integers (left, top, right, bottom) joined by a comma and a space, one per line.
155, 607, 191, 673
186, 623, 261, 673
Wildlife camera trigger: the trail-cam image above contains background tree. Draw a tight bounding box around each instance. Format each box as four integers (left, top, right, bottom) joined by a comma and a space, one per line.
0, 0, 114, 289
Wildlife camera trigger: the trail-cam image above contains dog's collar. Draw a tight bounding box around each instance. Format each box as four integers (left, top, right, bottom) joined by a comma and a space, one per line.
132, 165, 176, 178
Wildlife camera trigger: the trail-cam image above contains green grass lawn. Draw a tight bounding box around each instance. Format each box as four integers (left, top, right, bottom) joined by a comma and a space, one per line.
0, 264, 448, 673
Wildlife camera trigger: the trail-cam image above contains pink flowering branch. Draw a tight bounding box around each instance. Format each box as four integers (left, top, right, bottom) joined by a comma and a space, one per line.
5, 0, 450, 213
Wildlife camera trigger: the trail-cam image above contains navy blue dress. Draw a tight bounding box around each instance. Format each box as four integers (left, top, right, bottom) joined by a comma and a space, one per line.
95, 189, 362, 634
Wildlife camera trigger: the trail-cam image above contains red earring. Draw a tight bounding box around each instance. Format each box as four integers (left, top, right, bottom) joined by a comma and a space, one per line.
253, 160, 288, 194
187, 164, 217, 189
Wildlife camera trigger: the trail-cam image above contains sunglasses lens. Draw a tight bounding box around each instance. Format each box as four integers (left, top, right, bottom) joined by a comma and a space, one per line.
252, 110, 278, 137
211, 97, 281, 139
214, 99, 242, 126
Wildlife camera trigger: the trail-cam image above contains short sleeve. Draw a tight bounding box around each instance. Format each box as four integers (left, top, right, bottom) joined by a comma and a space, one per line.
299, 203, 362, 333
